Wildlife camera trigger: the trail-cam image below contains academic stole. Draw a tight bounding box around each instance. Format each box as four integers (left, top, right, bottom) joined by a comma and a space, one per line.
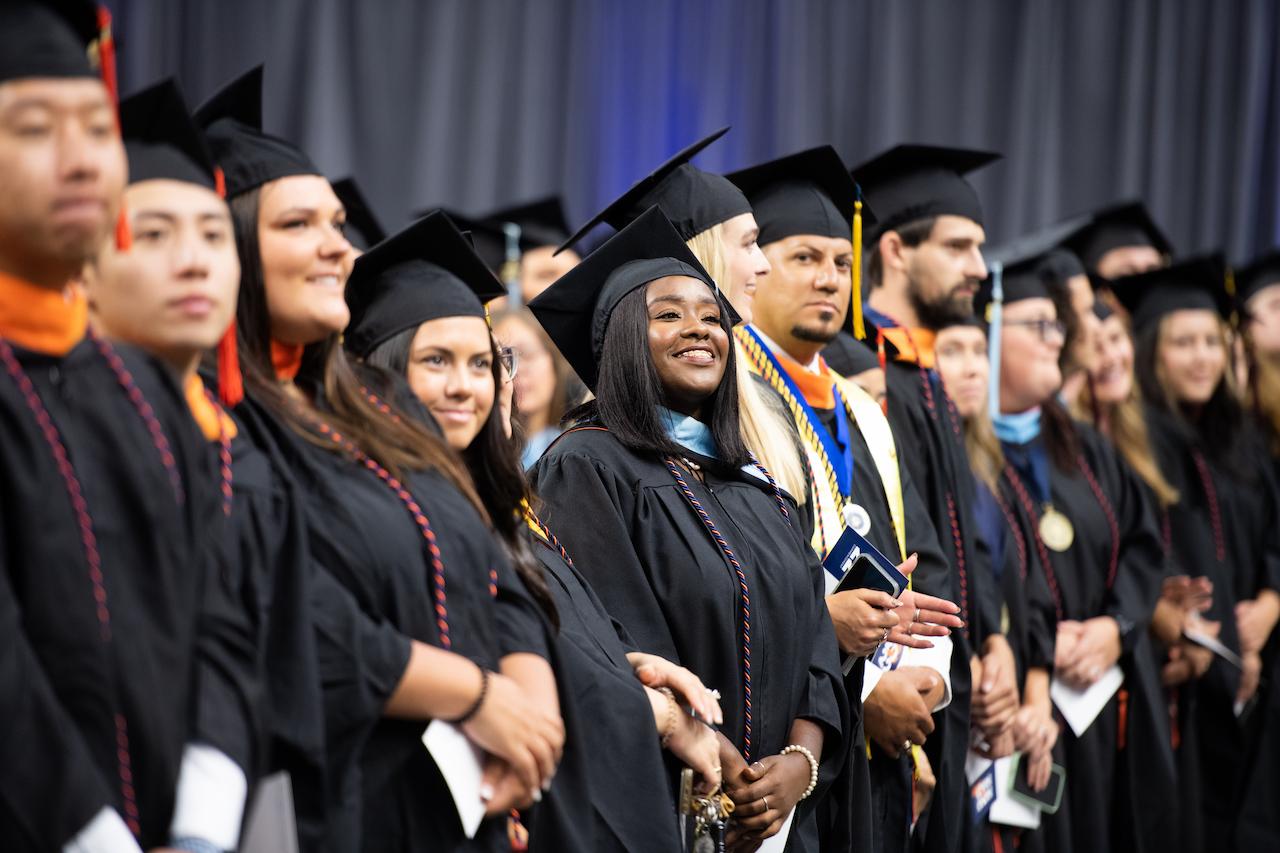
735, 326, 906, 561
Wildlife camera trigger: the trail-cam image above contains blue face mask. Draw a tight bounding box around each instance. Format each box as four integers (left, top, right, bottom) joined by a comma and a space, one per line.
992, 407, 1042, 445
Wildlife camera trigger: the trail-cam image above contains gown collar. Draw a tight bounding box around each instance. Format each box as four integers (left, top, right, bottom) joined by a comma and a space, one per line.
0, 272, 87, 356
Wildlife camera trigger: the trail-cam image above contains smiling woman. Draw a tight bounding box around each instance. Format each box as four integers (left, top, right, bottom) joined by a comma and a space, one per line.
530, 208, 848, 850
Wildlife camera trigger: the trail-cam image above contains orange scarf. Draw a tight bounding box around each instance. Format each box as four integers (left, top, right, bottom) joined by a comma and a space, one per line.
0, 273, 88, 356
775, 350, 836, 409
271, 340, 304, 381
184, 374, 238, 442
880, 326, 937, 370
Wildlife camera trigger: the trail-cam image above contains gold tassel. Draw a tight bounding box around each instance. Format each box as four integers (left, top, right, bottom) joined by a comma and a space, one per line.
852, 193, 865, 339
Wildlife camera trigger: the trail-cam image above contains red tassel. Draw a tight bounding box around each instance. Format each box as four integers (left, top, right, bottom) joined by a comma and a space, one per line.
217, 322, 243, 407
95, 7, 119, 111
1117, 688, 1129, 751
214, 166, 227, 200
115, 199, 131, 252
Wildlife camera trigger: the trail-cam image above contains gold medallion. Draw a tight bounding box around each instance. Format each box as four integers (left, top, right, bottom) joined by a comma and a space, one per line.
1038, 505, 1075, 552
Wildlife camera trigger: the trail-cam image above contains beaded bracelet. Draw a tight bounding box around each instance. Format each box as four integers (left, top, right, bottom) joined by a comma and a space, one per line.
781, 744, 819, 800
451, 666, 490, 725
658, 687, 679, 748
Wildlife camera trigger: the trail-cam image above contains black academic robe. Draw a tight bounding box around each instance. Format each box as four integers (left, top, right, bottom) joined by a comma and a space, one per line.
875, 358, 991, 853
813, 402, 953, 853
217, 393, 332, 852
1144, 408, 1280, 851
1000, 422, 1171, 853
522, 525, 681, 852
530, 424, 849, 853
253, 383, 551, 853
0, 338, 256, 850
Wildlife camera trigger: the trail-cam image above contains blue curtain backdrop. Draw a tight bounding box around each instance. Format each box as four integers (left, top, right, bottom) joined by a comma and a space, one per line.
106, 0, 1280, 261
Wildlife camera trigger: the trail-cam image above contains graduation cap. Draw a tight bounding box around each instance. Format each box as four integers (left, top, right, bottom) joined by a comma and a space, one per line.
1060, 201, 1173, 275
557, 127, 752, 253
120, 79, 217, 191
484, 196, 571, 248
195, 66, 320, 199
1109, 253, 1231, 332
852, 144, 1000, 239
344, 210, 504, 359
331, 177, 385, 250
530, 205, 736, 391
1236, 249, 1280, 306
725, 145, 866, 246
0, 0, 104, 83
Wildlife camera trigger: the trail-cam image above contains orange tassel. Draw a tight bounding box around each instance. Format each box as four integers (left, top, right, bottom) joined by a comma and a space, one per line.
214, 166, 227, 200
115, 199, 131, 251
217, 322, 243, 407
95, 7, 119, 111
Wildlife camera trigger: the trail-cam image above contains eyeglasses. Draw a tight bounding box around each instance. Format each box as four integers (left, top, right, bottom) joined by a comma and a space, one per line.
499, 345, 519, 380
1004, 319, 1066, 342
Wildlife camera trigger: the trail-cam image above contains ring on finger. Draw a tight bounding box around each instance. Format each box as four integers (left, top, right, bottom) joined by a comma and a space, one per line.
915, 608, 921, 623
761, 796, 768, 813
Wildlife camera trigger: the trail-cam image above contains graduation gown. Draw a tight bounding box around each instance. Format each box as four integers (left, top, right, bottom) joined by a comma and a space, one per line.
849, 322, 990, 853
813, 403, 952, 853
522, 523, 681, 852
252, 382, 551, 853
1144, 408, 1280, 851
1000, 422, 1171, 853
0, 338, 256, 850
216, 392, 334, 852
530, 424, 849, 853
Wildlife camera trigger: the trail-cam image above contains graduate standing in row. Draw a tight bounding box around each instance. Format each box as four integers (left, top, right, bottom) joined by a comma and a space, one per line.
531, 207, 850, 852
197, 65, 565, 851
726, 145, 966, 853
855, 146, 1010, 853
0, 3, 257, 850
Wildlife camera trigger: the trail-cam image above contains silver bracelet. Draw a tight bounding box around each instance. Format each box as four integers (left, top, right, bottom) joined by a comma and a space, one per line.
780, 744, 819, 800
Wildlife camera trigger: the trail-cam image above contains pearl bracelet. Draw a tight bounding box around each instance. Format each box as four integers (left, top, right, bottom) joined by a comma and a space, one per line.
781, 744, 819, 800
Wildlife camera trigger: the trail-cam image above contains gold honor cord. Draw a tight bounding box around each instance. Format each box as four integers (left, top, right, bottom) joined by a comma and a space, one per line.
735, 329, 907, 562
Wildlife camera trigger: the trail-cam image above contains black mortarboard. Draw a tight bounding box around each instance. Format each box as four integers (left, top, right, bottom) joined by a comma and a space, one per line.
195, 66, 320, 199
331, 177, 385, 250
1236, 249, 1280, 306
419, 209, 527, 275
1109, 253, 1230, 332
1060, 201, 1173, 274
977, 221, 1089, 318
530, 206, 737, 390
823, 330, 883, 376
852, 144, 1000, 239
725, 145, 869, 246
344, 211, 504, 359
484, 196, 571, 248
557, 128, 752, 253
0, 0, 101, 83
120, 79, 216, 191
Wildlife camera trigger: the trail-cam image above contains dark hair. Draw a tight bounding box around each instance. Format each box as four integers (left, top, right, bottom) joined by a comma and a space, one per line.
1134, 317, 1251, 478
1044, 274, 1083, 376
365, 324, 559, 628
227, 186, 483, 513
568, 282, 750, 468
866, 216, 937, 288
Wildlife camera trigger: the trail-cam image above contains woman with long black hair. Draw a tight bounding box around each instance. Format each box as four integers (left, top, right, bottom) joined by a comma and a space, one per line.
529, 207, 848, 852
197, 66, 564, 852
1115, 255, 1280, 850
